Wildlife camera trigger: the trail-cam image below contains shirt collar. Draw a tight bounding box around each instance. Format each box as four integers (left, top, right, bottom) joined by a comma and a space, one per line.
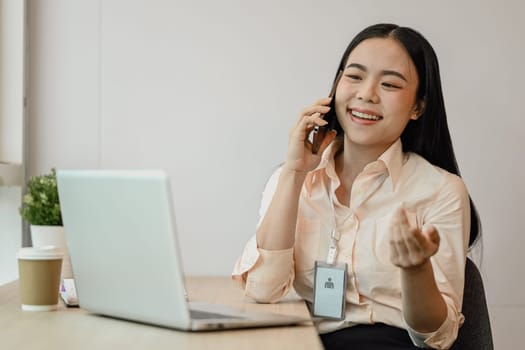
305, 138, 405, 194
304, 139, 341, 194
377, 138, 405, 190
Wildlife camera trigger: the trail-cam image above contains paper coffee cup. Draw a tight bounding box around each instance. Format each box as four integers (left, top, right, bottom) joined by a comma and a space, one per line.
17, 246, 63, 311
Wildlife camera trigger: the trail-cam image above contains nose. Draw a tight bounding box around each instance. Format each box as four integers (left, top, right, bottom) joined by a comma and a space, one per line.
356, 81, 379, 103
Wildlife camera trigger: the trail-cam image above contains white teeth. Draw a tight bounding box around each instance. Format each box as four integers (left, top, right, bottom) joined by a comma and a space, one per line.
351, 110, 382, 121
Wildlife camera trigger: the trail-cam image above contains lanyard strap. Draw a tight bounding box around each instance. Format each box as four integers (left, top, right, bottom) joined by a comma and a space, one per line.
326, 189, 339, 265
326, 230, 340, 265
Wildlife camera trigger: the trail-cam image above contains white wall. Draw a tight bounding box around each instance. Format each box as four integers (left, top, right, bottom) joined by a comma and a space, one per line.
0, 0, 24, 164
0, 0, 25, 285
26, 0, 524, 347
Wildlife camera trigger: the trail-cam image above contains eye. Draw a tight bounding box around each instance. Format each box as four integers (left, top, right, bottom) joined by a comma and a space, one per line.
345, 74, 362, 81
382, 82, 401, 89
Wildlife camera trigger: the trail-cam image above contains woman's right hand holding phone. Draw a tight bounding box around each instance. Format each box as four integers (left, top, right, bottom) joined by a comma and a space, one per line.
256, 98, 337, 251
283, 97, 337, 173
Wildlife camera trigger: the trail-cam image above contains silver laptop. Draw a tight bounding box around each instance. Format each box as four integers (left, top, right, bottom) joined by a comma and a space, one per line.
56, 169, 307, 331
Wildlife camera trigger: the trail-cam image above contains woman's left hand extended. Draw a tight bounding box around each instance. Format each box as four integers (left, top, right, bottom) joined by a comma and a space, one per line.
389, 207, 440, 269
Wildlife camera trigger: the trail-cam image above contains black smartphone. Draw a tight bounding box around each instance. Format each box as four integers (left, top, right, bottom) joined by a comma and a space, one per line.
311, 70, 343, 154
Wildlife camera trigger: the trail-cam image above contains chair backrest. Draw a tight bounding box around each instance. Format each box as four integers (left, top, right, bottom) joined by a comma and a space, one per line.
451, 258, 494, 350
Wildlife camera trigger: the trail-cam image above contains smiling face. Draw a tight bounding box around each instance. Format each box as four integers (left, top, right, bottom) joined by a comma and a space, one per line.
334, 37, 422, 154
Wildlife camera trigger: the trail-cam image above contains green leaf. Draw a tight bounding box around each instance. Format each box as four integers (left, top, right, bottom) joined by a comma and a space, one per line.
19, 168, 63, 226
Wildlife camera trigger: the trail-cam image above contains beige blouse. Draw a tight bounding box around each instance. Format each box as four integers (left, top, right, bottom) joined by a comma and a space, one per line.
233, 139, 470, 349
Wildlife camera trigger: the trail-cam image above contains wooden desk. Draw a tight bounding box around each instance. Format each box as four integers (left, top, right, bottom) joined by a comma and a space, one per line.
0, 277, 323, 350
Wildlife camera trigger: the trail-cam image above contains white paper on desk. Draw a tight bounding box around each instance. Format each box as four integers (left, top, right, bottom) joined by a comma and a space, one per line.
60, 278, 79, 306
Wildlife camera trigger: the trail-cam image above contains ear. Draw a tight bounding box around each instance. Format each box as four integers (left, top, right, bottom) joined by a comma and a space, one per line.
411, 99, 426, 120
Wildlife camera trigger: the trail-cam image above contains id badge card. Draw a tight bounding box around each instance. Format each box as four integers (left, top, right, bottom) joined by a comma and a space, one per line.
312, 261, 347, 320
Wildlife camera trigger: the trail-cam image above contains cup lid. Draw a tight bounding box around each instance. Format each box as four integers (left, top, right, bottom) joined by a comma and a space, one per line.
18, 246, 63, 260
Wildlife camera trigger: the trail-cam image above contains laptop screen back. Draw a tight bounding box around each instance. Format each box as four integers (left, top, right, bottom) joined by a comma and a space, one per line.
57, 170, 191, 329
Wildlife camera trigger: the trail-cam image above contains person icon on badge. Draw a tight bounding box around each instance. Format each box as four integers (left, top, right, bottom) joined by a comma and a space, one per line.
324, 277, 335, 289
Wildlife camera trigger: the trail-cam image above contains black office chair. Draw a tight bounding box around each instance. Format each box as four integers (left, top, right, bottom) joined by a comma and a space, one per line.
450, 258, 494, 350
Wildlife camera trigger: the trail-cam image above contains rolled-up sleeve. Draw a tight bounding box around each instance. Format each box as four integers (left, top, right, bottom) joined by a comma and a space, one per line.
232, 235, 295, 303
407, 297, 464, 348
232, 167, 295, 303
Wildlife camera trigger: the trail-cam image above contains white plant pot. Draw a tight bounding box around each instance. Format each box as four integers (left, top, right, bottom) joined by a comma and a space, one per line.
30, 225, 73, 279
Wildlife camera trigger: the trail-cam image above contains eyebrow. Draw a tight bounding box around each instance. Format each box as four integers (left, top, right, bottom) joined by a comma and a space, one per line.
345, 63, 408, 82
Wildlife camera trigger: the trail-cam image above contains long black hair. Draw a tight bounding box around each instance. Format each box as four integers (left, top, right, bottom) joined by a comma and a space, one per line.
325, 23, 481, 247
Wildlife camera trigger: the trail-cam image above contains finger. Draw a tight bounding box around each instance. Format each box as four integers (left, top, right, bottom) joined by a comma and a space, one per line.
423, 225, 440, 246
304, 116, 326, 137
389, 239, 400, 265
298, 112, 326, 128
391, 240, 410, 267
389, 223, 402, 265
397, 208, 421, 250
390, 208, 406, 242
305, 112, 328, 128
300, 113, 329, 141
405, 227, 424, 250
405, 228, 426, 266
409, 227, 427, 251
398, 207, 411, 232
291, 112, 323, 141
317, 97, 333, 106
395, 237, 409, 258
396, 208, 418, 240
297, 105, 332, 123
390, 215, 409, 260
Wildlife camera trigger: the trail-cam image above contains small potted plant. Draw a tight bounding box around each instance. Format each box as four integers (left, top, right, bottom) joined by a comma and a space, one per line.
19, 168, 72, 278
19, 168, 62, 227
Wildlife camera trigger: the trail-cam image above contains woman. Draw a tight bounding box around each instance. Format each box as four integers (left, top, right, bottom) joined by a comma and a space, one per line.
232, 23, 480, 350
